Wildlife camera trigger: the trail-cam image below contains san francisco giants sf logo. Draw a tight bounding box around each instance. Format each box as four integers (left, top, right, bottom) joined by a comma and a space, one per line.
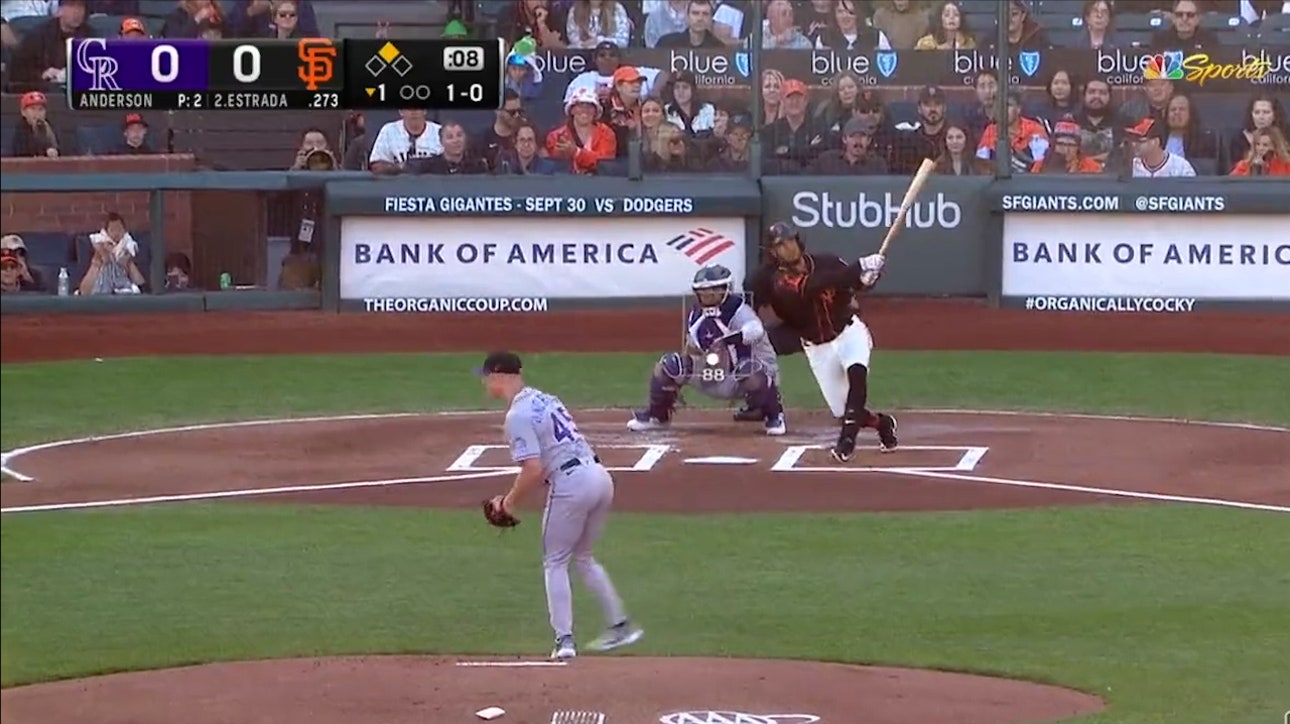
297, 38, 336, 91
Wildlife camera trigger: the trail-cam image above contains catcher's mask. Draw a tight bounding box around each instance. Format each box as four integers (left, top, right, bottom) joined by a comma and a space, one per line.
765, 221, 803, 267
691, 264, 733, 307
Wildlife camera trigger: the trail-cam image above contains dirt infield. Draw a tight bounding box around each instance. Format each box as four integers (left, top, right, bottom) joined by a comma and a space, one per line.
3, 410, 1288, 513
0, 656, 1106, 724
2, 300, 1285, 722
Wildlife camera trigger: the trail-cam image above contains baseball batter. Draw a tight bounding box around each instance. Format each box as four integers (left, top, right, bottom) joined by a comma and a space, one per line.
479, 351, 645, 660
747, 222, 898, 462
626, 264, 786, 435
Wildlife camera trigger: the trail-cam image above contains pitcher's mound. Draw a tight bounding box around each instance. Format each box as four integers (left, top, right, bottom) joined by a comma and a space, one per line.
0, 655, 1104, 723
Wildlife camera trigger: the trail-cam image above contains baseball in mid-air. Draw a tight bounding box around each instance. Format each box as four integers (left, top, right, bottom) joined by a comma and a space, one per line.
705, 352, 720, 366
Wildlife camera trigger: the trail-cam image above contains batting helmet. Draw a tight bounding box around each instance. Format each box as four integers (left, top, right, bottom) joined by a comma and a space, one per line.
691, 264, 733, 307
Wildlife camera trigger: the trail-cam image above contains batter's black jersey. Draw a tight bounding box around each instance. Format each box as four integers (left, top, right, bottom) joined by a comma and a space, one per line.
747, 253, 864, 345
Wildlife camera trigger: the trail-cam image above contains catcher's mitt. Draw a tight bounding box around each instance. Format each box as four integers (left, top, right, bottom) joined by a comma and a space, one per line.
482, 498, 520, 528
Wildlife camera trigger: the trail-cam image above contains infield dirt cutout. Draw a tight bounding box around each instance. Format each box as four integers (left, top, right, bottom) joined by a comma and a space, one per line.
2, 409, 1286, 723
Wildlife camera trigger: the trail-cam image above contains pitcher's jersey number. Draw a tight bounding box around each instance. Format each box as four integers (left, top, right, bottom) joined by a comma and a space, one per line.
551, 406, 582, 443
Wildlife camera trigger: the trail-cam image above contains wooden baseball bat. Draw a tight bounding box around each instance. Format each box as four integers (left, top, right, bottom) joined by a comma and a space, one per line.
878, 157, 936, 257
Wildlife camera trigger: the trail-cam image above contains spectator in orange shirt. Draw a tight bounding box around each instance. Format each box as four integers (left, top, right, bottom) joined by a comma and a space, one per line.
977, 90, 1048, 174
1032, 117, 1103, 174
1230, 127, 1290, 177
547, 87, 617, 174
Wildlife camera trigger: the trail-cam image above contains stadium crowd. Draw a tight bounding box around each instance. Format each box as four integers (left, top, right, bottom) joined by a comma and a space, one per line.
1, 1, 1287, 295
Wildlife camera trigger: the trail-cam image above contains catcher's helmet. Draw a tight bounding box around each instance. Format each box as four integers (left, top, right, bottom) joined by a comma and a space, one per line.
691, 264, 733, 307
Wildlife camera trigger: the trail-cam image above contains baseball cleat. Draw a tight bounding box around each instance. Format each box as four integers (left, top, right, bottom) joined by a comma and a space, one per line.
587, 621, 644, 652
764, 413, 787, 436
732, 405, 762, 422
830, 431, 858, 463
626, 411, 669, 432
877, 413, 899, 452
550, 635, 577, 660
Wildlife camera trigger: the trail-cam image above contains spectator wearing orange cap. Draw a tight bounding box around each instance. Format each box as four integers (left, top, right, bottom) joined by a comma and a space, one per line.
761, 78, 828, 173
9, 0, 88, 90
1230, 127, 1290, 177
1032, 117, 1102, 174
112, 113, 157, 155
602, 64, 646, 158
547, 87, 617, 174
10, 91, 59, 158
120, 16, 149, 38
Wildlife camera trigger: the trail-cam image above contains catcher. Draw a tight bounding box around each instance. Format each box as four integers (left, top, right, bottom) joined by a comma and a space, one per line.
478, 351, 643, 660
626, 264, 786, 435
747, 221, 897, 461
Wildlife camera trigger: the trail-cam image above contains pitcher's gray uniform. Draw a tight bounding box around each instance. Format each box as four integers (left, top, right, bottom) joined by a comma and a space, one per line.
505, 387, 631, 650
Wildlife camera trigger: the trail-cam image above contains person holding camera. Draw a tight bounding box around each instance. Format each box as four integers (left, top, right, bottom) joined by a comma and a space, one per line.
11, 91, 59, 158
289, 128, 338, 171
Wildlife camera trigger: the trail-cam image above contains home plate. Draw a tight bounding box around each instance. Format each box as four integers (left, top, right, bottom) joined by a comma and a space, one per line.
683, 456, 757, 464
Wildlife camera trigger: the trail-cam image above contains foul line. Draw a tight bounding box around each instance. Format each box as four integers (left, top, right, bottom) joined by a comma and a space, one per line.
0, 470, 509, 515
455, 661, 568, 668
885, 469, 1290, 514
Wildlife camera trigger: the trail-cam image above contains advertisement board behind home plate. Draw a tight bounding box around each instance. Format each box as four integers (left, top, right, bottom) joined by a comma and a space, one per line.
340, 216, 747, 300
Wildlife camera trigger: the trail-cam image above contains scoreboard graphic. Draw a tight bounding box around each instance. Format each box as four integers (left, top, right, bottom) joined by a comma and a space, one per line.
65, 37, 504, 111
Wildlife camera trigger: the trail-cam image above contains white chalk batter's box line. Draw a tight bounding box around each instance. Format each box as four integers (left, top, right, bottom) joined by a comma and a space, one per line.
445, 444, 989, 473
772, 445, 990, 473
447, 444, 671, 473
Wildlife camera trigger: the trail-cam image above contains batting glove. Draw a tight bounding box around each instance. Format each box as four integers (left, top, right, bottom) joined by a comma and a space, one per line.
860, 269, 882, 287
858, 253, 885, 272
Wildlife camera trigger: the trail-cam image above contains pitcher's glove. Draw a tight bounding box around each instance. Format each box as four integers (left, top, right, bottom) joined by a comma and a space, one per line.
482, 498, 520, 528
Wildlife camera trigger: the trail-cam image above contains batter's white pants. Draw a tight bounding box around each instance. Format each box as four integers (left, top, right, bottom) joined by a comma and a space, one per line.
801, 317, 874, 418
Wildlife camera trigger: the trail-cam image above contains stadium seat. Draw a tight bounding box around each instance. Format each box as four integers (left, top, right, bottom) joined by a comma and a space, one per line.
595, 159, 626, 176
1190, 157, 1218, 175
15, 232, 75, 268
6, 15, 49, 36
1118, 30, 1153, 47
1252, 13, 1290, 45
87, 14, 129, 37
1199, 13, 1245, 31
1036, 13, 1077, 30
0, 123, 15, 158
75, 124, 123, 155
1218, 28, 1251, 45
1114, 13, 1166, 31
1048, 28, 1084, 46
137, 0, 174, 18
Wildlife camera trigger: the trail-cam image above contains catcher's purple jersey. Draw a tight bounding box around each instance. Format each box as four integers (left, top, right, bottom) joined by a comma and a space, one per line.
505, 387, 597, 480
686, 294, 778, 372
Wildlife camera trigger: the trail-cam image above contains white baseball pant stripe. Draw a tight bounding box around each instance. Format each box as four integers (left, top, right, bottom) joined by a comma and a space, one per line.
801, 317, 874, 418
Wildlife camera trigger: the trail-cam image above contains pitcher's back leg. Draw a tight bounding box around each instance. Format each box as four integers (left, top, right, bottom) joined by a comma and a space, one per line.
572, 479, 628, 629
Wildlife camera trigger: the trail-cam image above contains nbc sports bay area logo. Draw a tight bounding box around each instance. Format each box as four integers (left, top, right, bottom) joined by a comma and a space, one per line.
658, 713, 820, 724
1097, 48, 1284, 85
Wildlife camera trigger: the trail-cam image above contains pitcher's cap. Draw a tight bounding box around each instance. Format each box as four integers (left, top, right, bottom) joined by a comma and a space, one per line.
476, 351, 523, 376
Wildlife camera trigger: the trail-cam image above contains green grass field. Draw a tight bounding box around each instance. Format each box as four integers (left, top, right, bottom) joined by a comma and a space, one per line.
2, 351, 1288, 724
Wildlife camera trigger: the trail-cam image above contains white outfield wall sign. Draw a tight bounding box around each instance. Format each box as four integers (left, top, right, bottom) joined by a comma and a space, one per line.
339, 216, 747, 300
1002, 214, 1290, 299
